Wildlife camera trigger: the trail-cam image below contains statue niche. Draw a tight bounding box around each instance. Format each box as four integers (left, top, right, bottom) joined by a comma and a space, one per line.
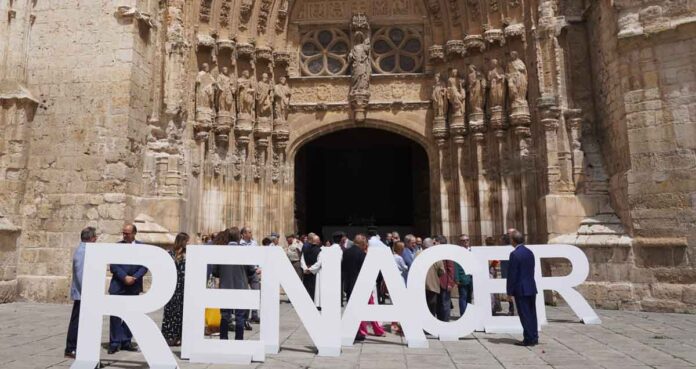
215, 66, 235, 141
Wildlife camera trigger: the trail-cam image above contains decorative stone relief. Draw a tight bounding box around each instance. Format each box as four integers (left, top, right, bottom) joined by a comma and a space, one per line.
428, 0, 442, 21
464, 35, 486, 53
257, 0, 273, 33
195, 63, 216, 137
447, 68, 466, 140
215, 66, 235, 142
199, 0, 212, 22
219, 0, 232, 27
445, 39, 465, 58
276, 0, 290, 32
429, 45, 445, 62
467, 64, 486, 125
507, 51, 530, 121
487, 58, 505, 130
431, 72, 448, 119
239, 0, 255, 28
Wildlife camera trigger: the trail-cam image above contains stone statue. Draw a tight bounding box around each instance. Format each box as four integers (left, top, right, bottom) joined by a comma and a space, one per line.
195, 62, 216, 122
507, 51, 528, 108
447, 68, 465, 118
256, 72, 273, 119
237, 70, 255, 118
216, 66, 235, 115
467, 64, 486, 114
431, 72, 447, 118
349, 31, 371, 96
274, 76, 291, 121
487, 58, 505, 109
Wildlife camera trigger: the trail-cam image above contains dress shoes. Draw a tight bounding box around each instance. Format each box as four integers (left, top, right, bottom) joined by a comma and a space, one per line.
120, 344, 139, 352
514, 340, 538, 347
244, 321, 253, 331
64, 351, 76, 359
107, 347, 119, 355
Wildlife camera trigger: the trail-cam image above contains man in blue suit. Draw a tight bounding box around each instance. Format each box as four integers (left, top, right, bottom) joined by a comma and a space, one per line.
108, 224, 148, 354
506, 230, 539, 346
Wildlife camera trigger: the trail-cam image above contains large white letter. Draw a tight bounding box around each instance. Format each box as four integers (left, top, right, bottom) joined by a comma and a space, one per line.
181, 246, 265, 364
262, 246, 342, 356
341, 247, 428, 348
529, 244, 601, 324
407, 245, 486, 341
72, 243, 177, 369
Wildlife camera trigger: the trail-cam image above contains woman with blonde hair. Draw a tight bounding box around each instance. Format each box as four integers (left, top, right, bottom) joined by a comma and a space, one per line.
161, 232, 189, 346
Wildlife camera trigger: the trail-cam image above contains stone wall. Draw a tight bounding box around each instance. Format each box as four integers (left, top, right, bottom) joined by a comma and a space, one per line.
14, 0, 158, 302
573, 0, 696, 313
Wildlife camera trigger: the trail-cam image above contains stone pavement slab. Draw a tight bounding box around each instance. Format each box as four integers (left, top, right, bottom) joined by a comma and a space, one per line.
0, 301, 695, 369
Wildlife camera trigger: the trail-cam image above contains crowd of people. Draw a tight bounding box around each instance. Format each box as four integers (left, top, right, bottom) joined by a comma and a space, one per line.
64, 224, 539, 359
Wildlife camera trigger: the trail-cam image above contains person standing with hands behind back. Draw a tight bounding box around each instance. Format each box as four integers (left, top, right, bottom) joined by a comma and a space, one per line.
108, 224, 148, 354
506, 230, 538, 346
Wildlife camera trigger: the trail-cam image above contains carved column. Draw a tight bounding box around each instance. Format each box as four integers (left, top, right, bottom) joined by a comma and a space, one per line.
514, 125, 536, 239
451, 111, 469, 240
565, 109, 585, 189
538, 97, 562, 194
472, 125, 492, 243
433, 119, 450, 238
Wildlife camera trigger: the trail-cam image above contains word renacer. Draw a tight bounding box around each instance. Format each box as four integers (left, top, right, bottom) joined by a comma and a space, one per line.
72, 244, 600, 369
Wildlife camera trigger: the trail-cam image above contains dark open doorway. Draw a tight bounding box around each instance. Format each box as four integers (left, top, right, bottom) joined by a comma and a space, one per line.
294, 128, 430, 240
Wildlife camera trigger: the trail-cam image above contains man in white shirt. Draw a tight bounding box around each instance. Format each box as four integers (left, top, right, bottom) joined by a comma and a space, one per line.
305, 232, 344, 308
367, 227, 389, 249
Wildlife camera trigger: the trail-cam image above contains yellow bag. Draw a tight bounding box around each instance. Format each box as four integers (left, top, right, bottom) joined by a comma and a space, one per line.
205, 308, 221, 334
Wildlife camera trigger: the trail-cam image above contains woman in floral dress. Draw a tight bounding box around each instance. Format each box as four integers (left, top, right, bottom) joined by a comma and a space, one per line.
161, 232, 189, 346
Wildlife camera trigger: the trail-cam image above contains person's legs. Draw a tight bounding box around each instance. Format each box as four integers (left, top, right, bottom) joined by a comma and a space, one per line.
220, 309, 232, 340
426, 290, 437, 316
234, 309, 247, 340
441, 290, 452, 322
109, 316, 124, 351
458, 286, 468, 317
121, 320, 133, 348
525, 296, 539, 343
515, 295, 537, 344
65, 300, 81, 354
250, 274, 261, 322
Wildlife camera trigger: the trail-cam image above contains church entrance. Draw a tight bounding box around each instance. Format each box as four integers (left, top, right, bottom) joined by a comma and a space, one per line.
294, 127, 430, 240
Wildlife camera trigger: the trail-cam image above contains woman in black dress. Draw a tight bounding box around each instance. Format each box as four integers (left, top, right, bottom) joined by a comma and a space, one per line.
162, 232, 189, 346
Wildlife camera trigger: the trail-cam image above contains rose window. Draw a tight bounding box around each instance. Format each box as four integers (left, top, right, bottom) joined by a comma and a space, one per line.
371, 27, 423, 74
300, 29, 350, 76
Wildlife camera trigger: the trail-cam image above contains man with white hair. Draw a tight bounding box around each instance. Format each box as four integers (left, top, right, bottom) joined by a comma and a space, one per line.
402, 234, 417, 268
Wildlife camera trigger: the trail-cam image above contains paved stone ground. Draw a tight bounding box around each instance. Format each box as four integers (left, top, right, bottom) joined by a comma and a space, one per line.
2, 300, 696, 369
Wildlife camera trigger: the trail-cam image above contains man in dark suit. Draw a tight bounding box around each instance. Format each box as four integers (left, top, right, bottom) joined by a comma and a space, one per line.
506, 230, 539, 346
341, 234, 368, 341
212, 227, 257, 340
108, 224, 148, 354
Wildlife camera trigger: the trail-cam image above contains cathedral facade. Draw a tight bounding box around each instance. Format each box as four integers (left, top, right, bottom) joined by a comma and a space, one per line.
0, 0, 695, 312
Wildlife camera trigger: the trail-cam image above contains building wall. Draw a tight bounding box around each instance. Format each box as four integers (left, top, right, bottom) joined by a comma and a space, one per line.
14, 0, 158, 301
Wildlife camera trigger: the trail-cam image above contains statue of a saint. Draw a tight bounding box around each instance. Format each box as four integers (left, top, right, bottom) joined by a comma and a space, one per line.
256, 72, 273, 119
507, 51, 528, 108
487, 59, 505, 109
467, 65, 486, 114
237, 70, 255, 118
349, 31, 371, 95
274, 76, 291, 121
431, 72, 447, 118
195, 63, 215, 122
216, 66, 235, 115
447, 68, 465, 118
